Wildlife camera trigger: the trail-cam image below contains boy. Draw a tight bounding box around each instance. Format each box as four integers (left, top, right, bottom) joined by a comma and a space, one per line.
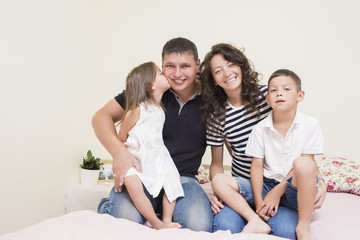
246, 69, 324, 240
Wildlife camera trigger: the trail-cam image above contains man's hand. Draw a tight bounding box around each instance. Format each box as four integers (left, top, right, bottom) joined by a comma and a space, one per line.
113, 152, 142, 192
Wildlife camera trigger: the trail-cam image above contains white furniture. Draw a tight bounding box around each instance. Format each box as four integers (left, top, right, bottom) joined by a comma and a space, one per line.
65, 182, 113, 213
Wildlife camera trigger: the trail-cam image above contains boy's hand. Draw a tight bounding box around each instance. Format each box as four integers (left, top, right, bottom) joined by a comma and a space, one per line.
210, 195, 224, 215
256, 187, 282, 219
313, 179, 326, 211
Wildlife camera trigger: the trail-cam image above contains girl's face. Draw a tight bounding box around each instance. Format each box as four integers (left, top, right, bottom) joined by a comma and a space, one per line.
266, 75, 304, 112
153, 66, 170, 93
210, 54, 242, 92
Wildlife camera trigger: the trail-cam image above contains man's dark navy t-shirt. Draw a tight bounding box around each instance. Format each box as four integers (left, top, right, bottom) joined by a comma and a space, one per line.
114, 90, 206, 178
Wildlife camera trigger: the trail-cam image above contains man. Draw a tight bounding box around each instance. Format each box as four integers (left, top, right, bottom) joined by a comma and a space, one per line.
92, 37, 213, 231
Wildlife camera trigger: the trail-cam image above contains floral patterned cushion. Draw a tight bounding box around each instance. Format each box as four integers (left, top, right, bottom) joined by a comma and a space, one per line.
196, 165, 210, 184
317, 155, 360, 196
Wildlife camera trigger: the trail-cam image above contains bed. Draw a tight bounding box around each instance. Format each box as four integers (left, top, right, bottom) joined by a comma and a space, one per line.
1, 156, 359, 240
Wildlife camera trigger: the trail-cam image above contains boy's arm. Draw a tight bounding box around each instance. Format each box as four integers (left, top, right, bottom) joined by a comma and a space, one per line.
250, 157, 268, 220
91, 99, 140, 192
302, 154, 327, 210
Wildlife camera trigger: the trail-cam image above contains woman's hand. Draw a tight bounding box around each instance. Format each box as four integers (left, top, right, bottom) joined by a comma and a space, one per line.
210, 195, 224, 215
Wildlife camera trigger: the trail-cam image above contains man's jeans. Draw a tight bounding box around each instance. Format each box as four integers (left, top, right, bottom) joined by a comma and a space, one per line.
98, 176, 213, 232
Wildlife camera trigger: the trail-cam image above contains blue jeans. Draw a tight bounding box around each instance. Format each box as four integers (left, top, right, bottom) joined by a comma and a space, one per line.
213, 177, 298, 239
98, 176, 213, 232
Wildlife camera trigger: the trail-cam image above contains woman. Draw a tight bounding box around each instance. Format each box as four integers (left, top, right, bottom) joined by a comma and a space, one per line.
199, 43, 298, 239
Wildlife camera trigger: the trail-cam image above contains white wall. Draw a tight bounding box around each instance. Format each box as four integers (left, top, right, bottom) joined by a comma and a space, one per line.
0, 0, 104, 234
1, 0, 359, 235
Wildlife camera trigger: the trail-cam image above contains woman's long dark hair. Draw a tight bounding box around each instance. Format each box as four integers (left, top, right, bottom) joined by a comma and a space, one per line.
200, 43, 263, 128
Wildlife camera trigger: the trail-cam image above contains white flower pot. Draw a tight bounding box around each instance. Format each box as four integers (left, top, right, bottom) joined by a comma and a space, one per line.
80, 168, 100, 186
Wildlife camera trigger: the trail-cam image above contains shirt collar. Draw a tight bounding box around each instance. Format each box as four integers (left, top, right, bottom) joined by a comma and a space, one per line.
265, 110, 301, 129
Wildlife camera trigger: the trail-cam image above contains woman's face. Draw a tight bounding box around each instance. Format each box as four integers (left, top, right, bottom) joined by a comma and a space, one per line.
210, 54, 242, 92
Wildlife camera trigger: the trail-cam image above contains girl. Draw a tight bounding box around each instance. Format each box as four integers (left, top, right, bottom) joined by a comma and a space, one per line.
118, 61, 184, 229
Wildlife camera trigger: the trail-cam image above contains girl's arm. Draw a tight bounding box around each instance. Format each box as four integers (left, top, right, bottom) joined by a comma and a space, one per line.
118, 107, 140, 142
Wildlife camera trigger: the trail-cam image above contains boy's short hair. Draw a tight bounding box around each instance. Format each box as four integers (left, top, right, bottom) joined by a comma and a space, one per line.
162, 37, 198, 61
268, 69, 302, 91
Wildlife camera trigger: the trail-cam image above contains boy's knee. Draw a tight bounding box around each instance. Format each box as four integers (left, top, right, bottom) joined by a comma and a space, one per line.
293, 156, 316, 175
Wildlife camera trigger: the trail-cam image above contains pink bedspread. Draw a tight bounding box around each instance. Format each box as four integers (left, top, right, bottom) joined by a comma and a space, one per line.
1, 192, 359, 240
1, 210, 286, 240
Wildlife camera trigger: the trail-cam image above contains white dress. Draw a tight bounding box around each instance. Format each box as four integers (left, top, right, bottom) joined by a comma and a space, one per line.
125, 102, 184, 203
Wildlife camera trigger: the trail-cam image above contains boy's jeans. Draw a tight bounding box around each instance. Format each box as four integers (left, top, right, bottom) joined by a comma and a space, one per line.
213, 176, 298, 240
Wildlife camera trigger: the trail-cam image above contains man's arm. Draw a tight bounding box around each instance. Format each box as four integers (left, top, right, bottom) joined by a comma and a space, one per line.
91, 98, 140, 192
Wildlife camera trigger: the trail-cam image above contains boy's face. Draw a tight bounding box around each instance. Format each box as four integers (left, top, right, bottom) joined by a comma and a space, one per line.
162, 52, 200, 96
266, 75, 304, 113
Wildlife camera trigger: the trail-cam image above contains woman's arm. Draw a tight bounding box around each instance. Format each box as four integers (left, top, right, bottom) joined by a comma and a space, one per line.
91, 98, 140, 192
210, 146, 224, 179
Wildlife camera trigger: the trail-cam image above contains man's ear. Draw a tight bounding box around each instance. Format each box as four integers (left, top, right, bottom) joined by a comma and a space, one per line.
297, 90, 305, 102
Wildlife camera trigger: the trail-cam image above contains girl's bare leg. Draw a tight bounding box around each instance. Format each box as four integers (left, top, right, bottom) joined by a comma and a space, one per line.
292, 157, 317, 240
124, 175, 179, 229
162, 193, 181, 228
212, 173, 270, 234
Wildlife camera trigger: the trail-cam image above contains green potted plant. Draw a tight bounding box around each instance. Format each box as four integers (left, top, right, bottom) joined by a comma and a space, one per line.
80, 150, 104, 186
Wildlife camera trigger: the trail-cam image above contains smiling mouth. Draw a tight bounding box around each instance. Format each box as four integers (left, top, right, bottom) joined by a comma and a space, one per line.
225, 76, 237, 84
173, 79, 185, 84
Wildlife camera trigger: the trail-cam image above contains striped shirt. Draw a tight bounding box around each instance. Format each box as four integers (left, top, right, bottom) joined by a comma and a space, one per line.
206, 85, 272, 178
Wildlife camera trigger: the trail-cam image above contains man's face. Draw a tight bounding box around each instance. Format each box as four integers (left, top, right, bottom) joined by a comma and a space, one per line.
162, 52, 200, 96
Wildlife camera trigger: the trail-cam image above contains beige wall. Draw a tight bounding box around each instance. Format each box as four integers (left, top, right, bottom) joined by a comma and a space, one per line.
1, 0, 359, 235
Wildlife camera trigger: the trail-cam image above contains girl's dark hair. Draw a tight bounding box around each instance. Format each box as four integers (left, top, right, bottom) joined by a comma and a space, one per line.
124, 62, 157, 111
200, 43, 263, 127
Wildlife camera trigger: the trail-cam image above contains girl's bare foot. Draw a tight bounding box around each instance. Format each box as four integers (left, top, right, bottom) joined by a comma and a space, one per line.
242, 216, 271, 234
153, 221, 181, 230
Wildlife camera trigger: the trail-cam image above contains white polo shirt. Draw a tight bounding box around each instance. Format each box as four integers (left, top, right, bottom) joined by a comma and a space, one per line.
245, 111, 323, 182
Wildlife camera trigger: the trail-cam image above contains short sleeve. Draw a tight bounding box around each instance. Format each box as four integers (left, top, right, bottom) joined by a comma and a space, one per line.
114, 90, 126, 109
303, 120, 323, 154
206, 119, 225, 146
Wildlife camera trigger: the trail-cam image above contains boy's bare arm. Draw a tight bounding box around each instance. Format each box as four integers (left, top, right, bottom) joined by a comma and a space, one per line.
250, 157, 265, 211
302, 154, 326, 210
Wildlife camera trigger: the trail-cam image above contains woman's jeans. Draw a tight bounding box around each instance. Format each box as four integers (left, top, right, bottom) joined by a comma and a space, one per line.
98, 176, 213, 232
213, 176, 298, 239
